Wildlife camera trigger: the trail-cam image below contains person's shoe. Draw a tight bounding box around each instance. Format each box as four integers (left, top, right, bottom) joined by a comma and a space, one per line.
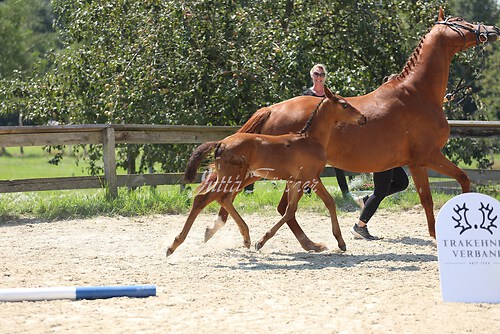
351, 223, 382, 240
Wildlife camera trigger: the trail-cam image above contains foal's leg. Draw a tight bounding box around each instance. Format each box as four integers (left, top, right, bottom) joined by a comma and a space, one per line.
205, 196, 232, 242
166, 190, 222, 256
313, 180, 346, 251
218, 193, 251, 249
255, 183, 301, 250
205, 177, 259, 242
277, 191, 328, 252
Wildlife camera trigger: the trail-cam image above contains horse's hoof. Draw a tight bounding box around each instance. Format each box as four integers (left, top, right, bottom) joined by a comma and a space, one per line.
306, 242, 328, 252
166, 247, 174, 257
255, 242, 263, 251
244, 240, 251, 249
317, 244, 329, 252
204, 228, 215, 243
338, 244, 347, 252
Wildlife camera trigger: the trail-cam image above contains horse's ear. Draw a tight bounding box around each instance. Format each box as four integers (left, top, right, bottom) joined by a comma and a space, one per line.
438, 6, 445, 21
324, 86, 336, 101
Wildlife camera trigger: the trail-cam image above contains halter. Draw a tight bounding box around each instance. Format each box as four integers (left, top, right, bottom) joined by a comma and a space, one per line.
435, 19, 492, 49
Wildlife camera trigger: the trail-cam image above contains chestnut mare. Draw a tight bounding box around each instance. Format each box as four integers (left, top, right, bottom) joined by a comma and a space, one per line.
203, 8, 500, 252
166, 88, 366, 256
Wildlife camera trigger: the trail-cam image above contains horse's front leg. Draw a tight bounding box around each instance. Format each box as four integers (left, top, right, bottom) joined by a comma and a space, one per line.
277, 190, 328, 252
408, 165, 436, 238
313, 180, 345, 251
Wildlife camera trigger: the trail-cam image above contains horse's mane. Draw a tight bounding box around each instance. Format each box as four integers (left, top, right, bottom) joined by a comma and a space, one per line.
237, 107, 272, 134
397, 34, 427, 80
299, 97, 325, 134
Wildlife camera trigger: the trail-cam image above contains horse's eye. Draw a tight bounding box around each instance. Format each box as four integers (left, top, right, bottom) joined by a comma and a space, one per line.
342, 103, 349, 109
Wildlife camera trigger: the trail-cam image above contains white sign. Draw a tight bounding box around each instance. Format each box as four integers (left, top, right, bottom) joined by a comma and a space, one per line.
436, 193, 500, 303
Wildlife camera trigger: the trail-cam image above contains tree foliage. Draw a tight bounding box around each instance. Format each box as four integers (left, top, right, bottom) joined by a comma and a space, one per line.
442, 0, 500, 168
1, 0, 498, 173
0, 0, 56, 125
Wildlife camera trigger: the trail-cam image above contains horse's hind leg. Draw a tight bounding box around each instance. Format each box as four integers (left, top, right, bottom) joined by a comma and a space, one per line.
427, 151, 471, 192
408, 165, 436, 238
313, 180, 346, 251
277, 190, 328, 252
205, 177, 259, 242
412, 151, 470, 239
218, 193, 251, 249
206, 201, 231, 242
166, 191, 221, 256
256, 183, 301, 250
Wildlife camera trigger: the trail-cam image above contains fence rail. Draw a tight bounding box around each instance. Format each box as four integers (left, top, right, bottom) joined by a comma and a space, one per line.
1, 121, 499, 197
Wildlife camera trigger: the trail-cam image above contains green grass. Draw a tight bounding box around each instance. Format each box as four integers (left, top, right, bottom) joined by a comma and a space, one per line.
0, 146, 90, 180
0, 177, 460, 222
1, 147, 499, 222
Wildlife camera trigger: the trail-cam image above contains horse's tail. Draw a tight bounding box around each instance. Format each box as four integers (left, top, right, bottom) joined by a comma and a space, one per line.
237, 107, 272, 134
184, 141, 219, 183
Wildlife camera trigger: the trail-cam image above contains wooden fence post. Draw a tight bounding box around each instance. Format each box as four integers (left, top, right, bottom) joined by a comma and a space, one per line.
102, 127, 118, 198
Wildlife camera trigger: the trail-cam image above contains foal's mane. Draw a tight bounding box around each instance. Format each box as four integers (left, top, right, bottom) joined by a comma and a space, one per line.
299, 97, 326, 134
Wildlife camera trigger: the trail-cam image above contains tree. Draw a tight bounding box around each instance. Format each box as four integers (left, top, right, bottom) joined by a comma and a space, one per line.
442, 0, 500, 168
0, 0, 57, 126
4, 0, 498, 173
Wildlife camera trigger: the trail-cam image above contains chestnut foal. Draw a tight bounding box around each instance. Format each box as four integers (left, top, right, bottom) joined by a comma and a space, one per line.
166, 87, 366, 256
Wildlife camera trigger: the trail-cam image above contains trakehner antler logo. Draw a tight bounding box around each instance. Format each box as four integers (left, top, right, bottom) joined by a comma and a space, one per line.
452, 202, 498, 235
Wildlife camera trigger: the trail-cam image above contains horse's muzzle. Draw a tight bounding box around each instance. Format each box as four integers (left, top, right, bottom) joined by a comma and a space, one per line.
493, 26, 500, 40
487, 25, 500, 41
358, 115, 367, 126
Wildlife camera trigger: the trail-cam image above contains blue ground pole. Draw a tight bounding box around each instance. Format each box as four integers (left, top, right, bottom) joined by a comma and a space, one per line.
75, 285, 157, 300
0, 285, 157, 302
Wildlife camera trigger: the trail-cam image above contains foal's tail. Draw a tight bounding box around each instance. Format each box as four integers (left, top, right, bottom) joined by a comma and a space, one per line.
184, 108, 270, 184
237, 107, 272, 134
184, 141, 219, 183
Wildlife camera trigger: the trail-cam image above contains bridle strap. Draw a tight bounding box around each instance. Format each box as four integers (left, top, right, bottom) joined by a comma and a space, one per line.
435, 19, 490, 48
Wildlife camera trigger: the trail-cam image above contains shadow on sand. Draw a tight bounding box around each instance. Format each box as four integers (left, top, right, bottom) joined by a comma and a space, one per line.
213, 236, 437, 272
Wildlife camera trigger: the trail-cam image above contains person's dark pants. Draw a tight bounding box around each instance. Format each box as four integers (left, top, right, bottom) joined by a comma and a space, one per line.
359, 167, 409, 223
335, 168, 349, 195
244, 183, 254, 192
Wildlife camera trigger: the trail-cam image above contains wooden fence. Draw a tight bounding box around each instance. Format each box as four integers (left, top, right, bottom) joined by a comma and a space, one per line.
1, 121, 499, 197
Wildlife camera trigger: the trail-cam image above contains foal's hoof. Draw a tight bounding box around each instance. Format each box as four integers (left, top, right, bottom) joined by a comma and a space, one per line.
305, 242, 329, 253
166, 244, 178, 257
338, 243, 347, 252
255, 241, 264, 251
204, 227, 216, 243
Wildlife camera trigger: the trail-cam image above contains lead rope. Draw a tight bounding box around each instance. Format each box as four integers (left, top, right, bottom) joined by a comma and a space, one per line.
444, 45, 486, 104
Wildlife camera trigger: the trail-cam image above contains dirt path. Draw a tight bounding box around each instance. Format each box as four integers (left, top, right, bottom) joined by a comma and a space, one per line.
0, 209, 498, 333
